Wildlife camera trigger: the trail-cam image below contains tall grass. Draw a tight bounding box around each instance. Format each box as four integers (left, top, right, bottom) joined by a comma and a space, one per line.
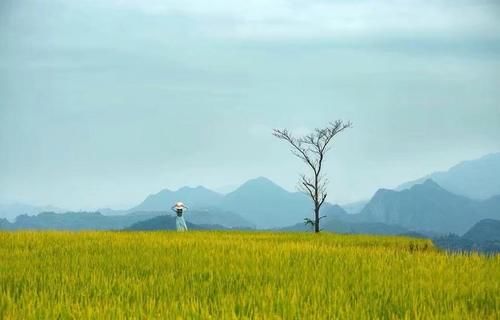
0, 231, 498, 319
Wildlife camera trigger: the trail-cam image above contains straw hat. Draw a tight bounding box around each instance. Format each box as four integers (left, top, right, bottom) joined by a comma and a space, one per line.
174, 202, 186, 210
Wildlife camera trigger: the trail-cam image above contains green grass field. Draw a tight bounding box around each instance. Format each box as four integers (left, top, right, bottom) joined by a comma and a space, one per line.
0, 231, 498, 319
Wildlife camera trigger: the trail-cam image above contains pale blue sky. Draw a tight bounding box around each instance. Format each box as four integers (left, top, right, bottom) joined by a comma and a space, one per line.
1, 0, 499, 210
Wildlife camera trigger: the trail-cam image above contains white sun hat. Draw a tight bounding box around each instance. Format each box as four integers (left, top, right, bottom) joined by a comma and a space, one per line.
174, 202, 186, 210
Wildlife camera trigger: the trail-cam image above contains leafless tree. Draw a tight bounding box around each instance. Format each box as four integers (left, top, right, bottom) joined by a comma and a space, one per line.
273, 120, 352, 233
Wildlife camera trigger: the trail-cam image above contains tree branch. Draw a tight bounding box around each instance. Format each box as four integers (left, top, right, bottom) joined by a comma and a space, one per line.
273, 120, 352, 233
319, 193, 328, 208
273, 129, 318, 175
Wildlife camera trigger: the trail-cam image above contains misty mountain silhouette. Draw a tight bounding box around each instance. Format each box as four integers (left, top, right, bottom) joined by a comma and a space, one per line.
126, 209, 254, 229
0, 209, 254, 231
3, 163, 500, 234
129, 186, 223, 212
397, 152, 500, 200
462, 219, 500, 243
0, 203, 66, 221
127, 177, 317, 229
433, 219, 500, 253
124, 215, 229, 231
356, 179, 500, 234
219, 177, 312, 228
281, 218, 409, 235
0, 211, 160, 231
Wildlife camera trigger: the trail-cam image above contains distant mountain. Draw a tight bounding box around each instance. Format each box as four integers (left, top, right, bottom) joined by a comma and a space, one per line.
0, 203, 66, 221
321, 203, 353, 221
476, 195, 500, 220
96, 208, 127, 216
0, 208, 255, 231
184, 209, 255, 229
0, 218, 10, 229
433, 219, 500, 254
279, 204, 350, 231
279, 204, 407, 235
462, 219, 500, 243
356, 179, 500, 234
341, 200, 369, 214
124, 215, 222, 231
129, 186, 223, 212
0, 211, 161, 231
220, 177, 313, 228
433, 235, 476, 253
2, 178, 343, 230
214, 184, 239, 195
126, 177, 349, 229
281, 218, 409, 235
128, 209, 254, 229
397, 152, 500, 200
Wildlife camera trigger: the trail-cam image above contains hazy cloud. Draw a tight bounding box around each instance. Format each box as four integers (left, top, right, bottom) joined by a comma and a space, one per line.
100, 0, 500, 39
0, 0, 499, 209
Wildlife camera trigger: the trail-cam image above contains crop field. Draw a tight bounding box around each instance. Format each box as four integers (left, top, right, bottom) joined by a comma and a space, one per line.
0, 231, 499, 319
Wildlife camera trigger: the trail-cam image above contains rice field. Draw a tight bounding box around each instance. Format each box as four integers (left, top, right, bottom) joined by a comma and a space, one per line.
0, 231, 498, 319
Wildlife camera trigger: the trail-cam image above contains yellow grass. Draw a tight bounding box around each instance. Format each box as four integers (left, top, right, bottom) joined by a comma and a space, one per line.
0, 231, 499, 319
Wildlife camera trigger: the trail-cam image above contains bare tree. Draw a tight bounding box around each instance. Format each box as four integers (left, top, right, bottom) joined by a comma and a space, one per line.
273, 120, 352, 233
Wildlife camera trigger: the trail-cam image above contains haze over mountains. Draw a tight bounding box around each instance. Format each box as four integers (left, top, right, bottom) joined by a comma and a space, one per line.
0, 203, 65, 221
220, 177, 312, 228
128, 177, 312, 228
397, 152, 500, 200
343, 152, 500, 214
1, 153, 500, 237
0, 212, 159, 231
121, 153, 500, 232
130, 186, 223, 212
351, 180, 500, 234
434, 219, 500, 253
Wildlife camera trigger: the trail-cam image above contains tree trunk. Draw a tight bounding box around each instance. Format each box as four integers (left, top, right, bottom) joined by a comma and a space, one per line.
314, 206, 320, 233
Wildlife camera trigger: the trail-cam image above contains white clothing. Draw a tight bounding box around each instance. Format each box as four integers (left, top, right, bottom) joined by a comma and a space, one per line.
176, 216, 188, 232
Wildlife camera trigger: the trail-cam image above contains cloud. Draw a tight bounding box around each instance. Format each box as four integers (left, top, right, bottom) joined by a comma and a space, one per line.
100, 0, 500, 39
1, 0, 499, 208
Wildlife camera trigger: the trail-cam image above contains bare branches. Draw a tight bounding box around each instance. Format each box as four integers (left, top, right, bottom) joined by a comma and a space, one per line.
304, 215, 327, 230
317, 120, 352, 156
273, 129, 318, 174
298, 174, 315, 200
319, 193, 328, 208
273, 120, 352, 233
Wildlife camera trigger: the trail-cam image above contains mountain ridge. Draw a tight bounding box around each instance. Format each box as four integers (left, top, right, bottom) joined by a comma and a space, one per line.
220, 177, 313, 228
397, 152, 500, 200
129, 185, 224, 212
355, 179, 499, 234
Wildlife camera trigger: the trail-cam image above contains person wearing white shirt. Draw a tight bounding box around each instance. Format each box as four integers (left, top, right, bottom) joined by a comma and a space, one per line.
171, 202, 188, 232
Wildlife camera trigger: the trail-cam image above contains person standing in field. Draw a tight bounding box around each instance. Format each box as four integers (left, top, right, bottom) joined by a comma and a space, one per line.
172, 202, 188, 232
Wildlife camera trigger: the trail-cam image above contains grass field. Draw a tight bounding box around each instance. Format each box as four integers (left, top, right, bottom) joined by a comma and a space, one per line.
0, 231, 499, 319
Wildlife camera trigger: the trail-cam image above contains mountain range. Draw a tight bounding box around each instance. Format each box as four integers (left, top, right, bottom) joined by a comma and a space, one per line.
433, 219, 500, 253
0, 211, 160, 231
124, 215, 228, 231
397, 152, 500, 200
348, 179, 500, 234
1, 153, 499, 235
128, 177, 312, 228
0, 203, 66, 221
0, 208, 255, 231
124, 215, 254, 231
129, 186, 223, 212
463, 219, 500, 243
281, 217, 409, 235
220, 177, 312, 228
128, 173, 500, 234
341, 152, 500, 214
125, 209, 254, 229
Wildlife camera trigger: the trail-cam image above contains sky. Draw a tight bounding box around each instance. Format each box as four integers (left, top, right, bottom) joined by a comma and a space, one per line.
1, 0, 499, 210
